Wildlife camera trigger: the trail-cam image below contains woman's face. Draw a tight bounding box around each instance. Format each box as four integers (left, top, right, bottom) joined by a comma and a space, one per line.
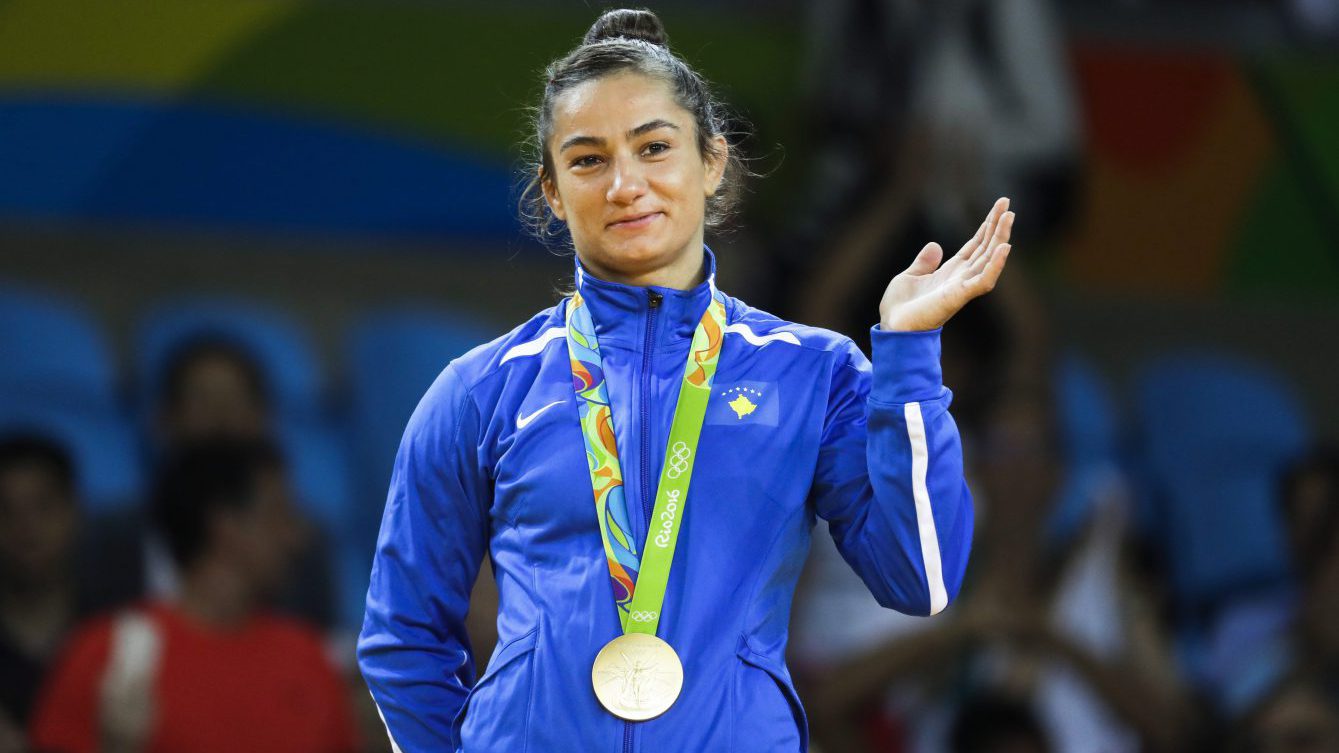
542, 71, 726, 282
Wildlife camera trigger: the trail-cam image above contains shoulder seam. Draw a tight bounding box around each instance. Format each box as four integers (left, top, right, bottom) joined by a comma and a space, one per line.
443, 363, 483, 432
443, 364, 495, 511
453, 305, 566, 391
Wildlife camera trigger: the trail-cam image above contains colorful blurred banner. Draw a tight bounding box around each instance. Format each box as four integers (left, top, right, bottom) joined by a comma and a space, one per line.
0, 1, 798, 242
1062, 43, 1339, 297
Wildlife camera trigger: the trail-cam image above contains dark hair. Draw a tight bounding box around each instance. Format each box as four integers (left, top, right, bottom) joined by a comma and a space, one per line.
518, 8, 752, 243
160, 336, 271, 413
150, 438, 283, 568
0, 433, 75, 494
949, 693, 1051, 753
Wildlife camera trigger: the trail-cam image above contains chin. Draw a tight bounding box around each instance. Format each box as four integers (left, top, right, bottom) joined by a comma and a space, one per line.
595, 236, 679, 274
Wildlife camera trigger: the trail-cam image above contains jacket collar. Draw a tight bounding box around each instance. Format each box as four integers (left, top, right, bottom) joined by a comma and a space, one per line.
572, 245, 719, 351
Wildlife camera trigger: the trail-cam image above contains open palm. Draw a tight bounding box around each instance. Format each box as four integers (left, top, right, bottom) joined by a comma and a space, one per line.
878, 197, 1015, 332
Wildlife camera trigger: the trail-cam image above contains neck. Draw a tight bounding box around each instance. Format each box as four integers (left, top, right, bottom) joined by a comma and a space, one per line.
579, 241, 706, 290
176, 558, 255, 629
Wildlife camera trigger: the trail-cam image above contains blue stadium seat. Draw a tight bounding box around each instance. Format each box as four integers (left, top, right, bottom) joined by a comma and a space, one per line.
342, 308, 492, 627
0, 402, 143, 512
275, 418, 362, 629
0, 283, 118, 411
1057, 353, 1120, 468
1047, 353, 1126, 546
135, 298, 323, 420
346, 308, 492, 497
278, 420, 353, 541
1133, 353, 1309, 612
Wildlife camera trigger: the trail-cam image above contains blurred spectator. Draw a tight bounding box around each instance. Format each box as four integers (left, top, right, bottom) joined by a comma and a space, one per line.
154, 338, 270, 445
0, 436, 88, 753
1194, 445, 1339, 722
801, 386, 1203, 752
28, 439, 359, 753
949, 692, 1052, 753
81, 338, 337, 629
1231, 675, 1339, 753
785, 0, 1078, 359
1279, 446, 1339, 689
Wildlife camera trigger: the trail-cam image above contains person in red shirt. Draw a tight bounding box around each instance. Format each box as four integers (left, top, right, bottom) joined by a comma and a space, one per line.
29, 439, 359, 753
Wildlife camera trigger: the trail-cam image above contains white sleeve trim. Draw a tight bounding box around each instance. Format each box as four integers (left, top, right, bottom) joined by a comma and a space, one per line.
371, 695, 406, 753
905, 401, 948, 615
500, 326, 566, 364
723, 322, 801, 348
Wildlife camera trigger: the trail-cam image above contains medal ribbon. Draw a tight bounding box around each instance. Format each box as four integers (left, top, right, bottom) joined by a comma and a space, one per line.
565, 284, 726, 636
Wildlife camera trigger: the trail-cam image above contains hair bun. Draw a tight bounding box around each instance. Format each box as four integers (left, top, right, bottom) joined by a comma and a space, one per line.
583, 8, 668, 47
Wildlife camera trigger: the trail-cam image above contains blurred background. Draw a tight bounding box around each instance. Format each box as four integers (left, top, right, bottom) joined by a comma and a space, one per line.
1, 1, 1337, 751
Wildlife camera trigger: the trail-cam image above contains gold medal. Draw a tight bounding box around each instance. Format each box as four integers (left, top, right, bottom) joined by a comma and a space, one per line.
591, 633, 684, 720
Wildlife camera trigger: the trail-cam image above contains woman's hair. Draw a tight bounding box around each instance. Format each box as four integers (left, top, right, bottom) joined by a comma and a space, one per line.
518, 8, 751, 243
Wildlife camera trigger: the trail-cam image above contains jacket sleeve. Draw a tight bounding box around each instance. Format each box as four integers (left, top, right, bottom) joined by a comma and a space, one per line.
809, 325, 974, 616
357, 363, 491, 752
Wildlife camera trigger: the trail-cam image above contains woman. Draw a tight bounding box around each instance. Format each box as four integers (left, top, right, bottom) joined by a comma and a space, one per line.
358, 8, 1013, 753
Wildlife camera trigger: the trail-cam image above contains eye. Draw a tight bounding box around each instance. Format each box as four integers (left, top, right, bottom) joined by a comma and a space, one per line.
570, 154, 603, 169
643, 141, 670, 156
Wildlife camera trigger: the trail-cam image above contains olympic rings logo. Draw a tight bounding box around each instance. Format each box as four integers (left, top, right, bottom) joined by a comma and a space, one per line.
629, 610, 658, 623
665, 441, 692, 479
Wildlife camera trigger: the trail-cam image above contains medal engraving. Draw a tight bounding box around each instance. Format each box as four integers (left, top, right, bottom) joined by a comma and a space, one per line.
591, 633, 683, 720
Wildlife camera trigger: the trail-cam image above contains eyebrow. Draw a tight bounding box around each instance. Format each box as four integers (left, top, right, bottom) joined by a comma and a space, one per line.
558, 119, 680, 153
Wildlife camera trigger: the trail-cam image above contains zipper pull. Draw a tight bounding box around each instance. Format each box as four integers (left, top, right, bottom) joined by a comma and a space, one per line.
647, 290, 662, 308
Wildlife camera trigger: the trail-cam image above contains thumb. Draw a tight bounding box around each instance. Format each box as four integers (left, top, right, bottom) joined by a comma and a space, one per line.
904, 242, 943, 276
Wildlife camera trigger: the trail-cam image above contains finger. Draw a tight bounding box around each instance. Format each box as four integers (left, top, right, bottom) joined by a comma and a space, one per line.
953, 197, 1006, 263
940, 222, 984, 277
990, 209, 1015, 250
961, 243, 1011, 296
962, 237, 1003, 279
954, 234, 1010, 288
952, 217, 989, 262
943, 200, 1006, 276
958, 199, 1006, 269
968, 206, 1012, 266
904, 242, 943, 276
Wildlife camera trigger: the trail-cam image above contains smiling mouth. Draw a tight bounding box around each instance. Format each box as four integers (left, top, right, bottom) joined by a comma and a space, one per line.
608, 212, 663, 230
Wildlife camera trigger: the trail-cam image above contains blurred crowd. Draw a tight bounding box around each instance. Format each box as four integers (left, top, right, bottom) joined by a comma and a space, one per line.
3, 0, 1338, 752
0, 339, 367, 752
776, 2, 1339, 752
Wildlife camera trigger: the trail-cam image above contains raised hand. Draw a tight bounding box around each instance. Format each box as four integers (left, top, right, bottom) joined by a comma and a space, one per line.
877, 198, 1014, 332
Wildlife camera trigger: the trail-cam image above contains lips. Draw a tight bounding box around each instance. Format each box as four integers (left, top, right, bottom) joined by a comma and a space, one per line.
607, 211, 663, 230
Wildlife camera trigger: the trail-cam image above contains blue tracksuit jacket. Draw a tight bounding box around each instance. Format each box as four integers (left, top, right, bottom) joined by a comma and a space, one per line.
358, 246, 973, 752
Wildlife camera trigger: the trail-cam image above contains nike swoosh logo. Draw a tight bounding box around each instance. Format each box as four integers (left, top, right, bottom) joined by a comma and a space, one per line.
517, 400, 564, 430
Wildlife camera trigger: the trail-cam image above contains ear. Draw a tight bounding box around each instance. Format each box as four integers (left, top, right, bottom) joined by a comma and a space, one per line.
540, 166, 566, 222
703, 134, 729, 197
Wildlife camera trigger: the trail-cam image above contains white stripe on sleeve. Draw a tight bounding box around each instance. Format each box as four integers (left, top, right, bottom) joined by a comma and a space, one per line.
905, 401, 948, 615
500, 326, 566, 364
372, 696, 406, 753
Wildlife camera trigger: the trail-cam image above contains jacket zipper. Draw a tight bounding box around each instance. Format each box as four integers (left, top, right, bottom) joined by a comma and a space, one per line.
626, 288, 662, 753
640, 289, 662, 535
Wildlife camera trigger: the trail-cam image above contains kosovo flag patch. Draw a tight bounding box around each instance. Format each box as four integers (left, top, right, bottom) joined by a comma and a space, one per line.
705, 381, 778, 426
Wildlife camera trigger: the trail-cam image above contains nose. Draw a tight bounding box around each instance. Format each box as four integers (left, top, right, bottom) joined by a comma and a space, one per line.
606, 156, 648, 205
